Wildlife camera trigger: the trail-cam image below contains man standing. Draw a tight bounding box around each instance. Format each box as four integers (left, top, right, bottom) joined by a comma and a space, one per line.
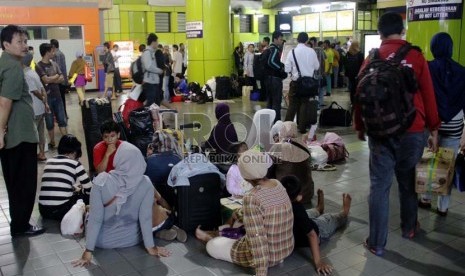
354, 12, 441, 256
111, 44, 123, 94
179, 43, 187, 76
23, 53, 49, 162
322, 40, 334, 97
36, 43, 68, 149
50, 39, 68, 118
172, 44, 183, 77
265, 31, 286, 122
309, 37, 327, 109
284, 32, 319, 133
102, 42, 116, 99
162, 45, 173, 101
141, 33, 163, 106
0, 25, 45, 237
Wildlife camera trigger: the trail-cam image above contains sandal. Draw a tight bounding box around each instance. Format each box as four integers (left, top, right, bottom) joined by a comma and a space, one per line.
364, 238, 384, 256
311, 164, 337, 171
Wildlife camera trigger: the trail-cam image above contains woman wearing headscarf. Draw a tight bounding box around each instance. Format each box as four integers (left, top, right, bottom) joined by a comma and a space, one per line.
73, 142, 170, 267
269, 121, 314, 203
68, 51, 87, 103
418, 32, 465, 216
344, 41, 364, 105
198, 149, 294, 276
205, 103, 238, 155
245, 109, 276, 151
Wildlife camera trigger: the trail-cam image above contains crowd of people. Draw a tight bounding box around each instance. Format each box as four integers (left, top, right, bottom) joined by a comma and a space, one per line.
0, 10, 464, 275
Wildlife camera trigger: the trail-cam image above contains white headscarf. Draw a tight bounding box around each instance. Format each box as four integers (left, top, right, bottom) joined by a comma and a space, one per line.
238, 149, 273, 180
94, 142, 147, 215
245, 109, 276, 151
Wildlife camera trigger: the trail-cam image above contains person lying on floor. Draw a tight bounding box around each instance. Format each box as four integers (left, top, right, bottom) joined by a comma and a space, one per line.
195, 149, 294, 276
39, 134, 92, 221
73, 142, 170, 267
152, 190, 187, 243
281, 175, 352, 275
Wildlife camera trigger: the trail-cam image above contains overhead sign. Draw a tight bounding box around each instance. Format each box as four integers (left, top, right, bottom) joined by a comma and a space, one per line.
408, 0, 463, 21
186, 21, 203, 39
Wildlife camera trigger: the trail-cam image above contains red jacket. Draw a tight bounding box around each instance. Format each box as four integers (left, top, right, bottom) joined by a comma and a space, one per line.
354, 39, 441, 133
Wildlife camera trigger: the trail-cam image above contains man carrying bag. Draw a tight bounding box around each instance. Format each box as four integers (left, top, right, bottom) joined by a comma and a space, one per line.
284, 32, 320, 133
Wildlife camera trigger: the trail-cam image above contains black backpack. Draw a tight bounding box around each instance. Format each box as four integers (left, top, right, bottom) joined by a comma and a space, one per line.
130, 56, 144, 84
356, 43, 418, 139
253, 49, 270, 81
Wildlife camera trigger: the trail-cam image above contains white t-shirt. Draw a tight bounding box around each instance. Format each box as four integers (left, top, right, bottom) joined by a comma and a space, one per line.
111, 50, 121, 68
172, 51, 183, 74
24, 67, 45, 116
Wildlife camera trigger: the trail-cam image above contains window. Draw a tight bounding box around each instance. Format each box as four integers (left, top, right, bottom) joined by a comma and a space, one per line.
240, 14, 252, 33
258, 15, 269, 33
177, 12, 186, 32
155, 12, 170, 33
357, 11, 373, 30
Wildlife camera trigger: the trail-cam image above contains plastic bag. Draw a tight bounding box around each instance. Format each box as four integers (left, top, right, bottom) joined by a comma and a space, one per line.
61, 199, 86, 237
129, 84, 143, 100
308, 145, 328, 166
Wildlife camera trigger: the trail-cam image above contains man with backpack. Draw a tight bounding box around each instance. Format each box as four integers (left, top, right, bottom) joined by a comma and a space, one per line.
354, 12, 441, 256
265, 31, 286, 122
141, 33, 163, 106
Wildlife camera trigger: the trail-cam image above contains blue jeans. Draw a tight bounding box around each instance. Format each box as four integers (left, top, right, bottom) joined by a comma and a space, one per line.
367, 132, 426, 250
307, 209, 347, 240
421, 135, 459, 212
45, 96, 67, 130
265, 76, 283, 122
325, 74, 332, 95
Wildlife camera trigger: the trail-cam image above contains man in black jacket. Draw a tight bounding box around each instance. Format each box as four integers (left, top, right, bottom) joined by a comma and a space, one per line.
265, 31, 285, 122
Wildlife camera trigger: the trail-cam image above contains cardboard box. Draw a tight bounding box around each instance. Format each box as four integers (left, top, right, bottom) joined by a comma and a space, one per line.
415, 147, 455, 195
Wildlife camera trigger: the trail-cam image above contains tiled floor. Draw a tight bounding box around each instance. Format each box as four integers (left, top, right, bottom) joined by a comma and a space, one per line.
0, 88, 464, 276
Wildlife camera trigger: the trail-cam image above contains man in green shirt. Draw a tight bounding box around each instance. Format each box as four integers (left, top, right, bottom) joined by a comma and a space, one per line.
0, 25, 45, 237
323, 40, 334, 96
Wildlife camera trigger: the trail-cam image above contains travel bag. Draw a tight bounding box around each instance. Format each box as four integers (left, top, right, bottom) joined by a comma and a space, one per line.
319, 101, 352, 127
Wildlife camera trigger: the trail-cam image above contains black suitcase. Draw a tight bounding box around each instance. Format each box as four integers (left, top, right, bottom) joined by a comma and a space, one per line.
174, 173, 222, 232
146, 153, 182, 207
215, 76, 231, 100
81, 99, 112, 174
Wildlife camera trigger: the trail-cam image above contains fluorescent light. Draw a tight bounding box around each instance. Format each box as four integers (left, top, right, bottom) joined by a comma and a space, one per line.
282, 6, 301, 12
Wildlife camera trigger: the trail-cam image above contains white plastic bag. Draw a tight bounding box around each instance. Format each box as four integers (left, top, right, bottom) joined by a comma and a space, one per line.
128, 84, 142, 100
61, 199, 86, 237
308, 145, 328, 166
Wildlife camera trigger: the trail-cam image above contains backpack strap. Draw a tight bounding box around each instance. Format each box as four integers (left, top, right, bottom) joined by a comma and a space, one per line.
292, 49, 302, 78
392, 43, 412, 64
286, 138, 311, 156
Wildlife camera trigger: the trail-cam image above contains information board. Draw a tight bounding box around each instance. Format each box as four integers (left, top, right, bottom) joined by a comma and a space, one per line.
292, 15, 306, 33
321, 11, 337, 31
306, 13, 320, 32
408, 0, 463, 21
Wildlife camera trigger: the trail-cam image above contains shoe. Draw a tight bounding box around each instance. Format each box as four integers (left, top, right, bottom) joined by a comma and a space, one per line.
11, 225, 46, 237
418, 199, 431, 209
436, 208, 448, 217
155, 229, 177, 241
402, 221, 420, 239
364, 238, 384, 256
172, 225, 187, 243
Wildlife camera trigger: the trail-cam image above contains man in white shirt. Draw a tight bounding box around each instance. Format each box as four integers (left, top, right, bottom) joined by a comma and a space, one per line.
284, 32, 320, 133
111, 44, 123, 94
172, 44, 183, 76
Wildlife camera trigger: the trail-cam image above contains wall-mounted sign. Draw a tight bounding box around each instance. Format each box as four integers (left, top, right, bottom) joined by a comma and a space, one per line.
306, 13, 320, 32
408, 0, 463, 21
292, 15, 306, 33
186, 21, 203, 39
337, 10, 353, 30
321, 11, 337, 31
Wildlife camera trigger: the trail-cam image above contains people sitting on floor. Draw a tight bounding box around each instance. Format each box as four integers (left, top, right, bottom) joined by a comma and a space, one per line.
173, 73, 189, 97
226, 142, 253, 197
167, 153, 225, 187
197, 150, 294, 276
269, 121, 314, 203
93, 120, 123, 173
39, 134, 92, 221
204, 103, 238, 155
281, 175, 351, 275
245, 108, 276, 151
73, 142, 170, 267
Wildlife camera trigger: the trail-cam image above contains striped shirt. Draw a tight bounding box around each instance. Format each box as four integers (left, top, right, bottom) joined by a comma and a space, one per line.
439, 110, 464, 139
231, 181, 294, 276
39, 155, 92, 206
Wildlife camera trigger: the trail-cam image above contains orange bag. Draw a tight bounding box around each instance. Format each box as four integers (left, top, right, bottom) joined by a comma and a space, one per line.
84, 64, 92, 82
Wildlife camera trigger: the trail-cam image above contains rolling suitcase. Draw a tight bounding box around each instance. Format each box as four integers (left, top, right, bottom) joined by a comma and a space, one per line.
81, 98, 112, 174
174, 173, 222, 232
215, 76, 231, 100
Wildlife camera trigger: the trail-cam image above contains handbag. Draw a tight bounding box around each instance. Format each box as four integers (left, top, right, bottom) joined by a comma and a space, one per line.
292, 50, 319, 98
319, 101, 352, 127
321, 132, 349, 163
84, 64, 92, 82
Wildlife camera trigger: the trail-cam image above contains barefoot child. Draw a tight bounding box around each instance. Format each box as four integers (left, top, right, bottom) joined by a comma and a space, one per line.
281, 175, 352, 275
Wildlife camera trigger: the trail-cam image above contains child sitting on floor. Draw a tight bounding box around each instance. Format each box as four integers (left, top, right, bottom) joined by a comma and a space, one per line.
173, 73, 189, 100
226, 142, 253, 197
281, 175, 352, 275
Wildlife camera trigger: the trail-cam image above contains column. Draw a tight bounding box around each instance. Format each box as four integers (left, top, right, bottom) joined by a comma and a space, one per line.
186, 0, 231, 84
406, 1, 464, 65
